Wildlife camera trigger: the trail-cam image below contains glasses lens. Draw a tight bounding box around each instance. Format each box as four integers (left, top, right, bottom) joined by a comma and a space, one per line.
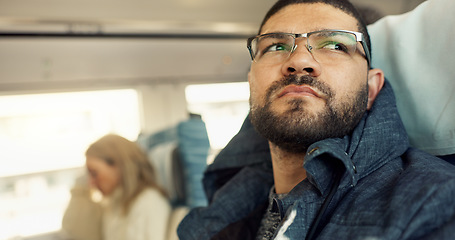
309, 31, 358, 59
252, 33, 294, 63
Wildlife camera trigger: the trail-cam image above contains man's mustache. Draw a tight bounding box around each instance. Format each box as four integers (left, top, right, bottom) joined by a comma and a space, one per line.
265, 75, 334, 101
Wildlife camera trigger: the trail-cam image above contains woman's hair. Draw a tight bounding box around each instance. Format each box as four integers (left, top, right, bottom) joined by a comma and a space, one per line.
258, 0, 371, 64
86, 134, 166, 214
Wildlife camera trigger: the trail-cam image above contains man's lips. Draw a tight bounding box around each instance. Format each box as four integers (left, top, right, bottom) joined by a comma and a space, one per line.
277, 85, 321, 98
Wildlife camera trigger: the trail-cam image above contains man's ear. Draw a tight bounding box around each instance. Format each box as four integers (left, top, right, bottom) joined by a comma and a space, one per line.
366, 68, 385, 110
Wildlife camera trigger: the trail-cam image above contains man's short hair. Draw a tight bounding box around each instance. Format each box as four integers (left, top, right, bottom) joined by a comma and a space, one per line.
258, 0, 372, 62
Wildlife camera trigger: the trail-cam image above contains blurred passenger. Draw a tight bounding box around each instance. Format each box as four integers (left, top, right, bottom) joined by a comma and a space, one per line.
62, 134, 171, 240
61, 174, 103, 240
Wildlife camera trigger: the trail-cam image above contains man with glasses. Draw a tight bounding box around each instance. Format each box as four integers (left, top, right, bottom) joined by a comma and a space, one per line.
178, 0, 455, 239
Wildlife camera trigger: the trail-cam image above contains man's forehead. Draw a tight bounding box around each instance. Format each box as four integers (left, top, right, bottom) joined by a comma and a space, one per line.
260, 3, 359, 35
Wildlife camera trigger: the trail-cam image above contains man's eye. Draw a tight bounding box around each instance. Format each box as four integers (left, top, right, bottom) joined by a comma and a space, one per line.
319, 41, 349, 53
263, 43, 291, 53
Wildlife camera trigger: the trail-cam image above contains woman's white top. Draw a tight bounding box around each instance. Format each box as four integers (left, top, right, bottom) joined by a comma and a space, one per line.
102, 188, 171, 240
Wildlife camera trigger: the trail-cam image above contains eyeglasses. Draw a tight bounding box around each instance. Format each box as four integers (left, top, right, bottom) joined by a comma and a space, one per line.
247, 29, 370, 65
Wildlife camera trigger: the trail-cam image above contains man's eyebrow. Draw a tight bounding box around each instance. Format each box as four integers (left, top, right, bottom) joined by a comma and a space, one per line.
260, 31, 290, 35
260, 32, 292, 38
261, 28, 335, 35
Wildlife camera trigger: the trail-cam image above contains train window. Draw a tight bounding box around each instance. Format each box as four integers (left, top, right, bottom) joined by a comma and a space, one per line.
0, 89, 140, 239
185, 82, 250, 151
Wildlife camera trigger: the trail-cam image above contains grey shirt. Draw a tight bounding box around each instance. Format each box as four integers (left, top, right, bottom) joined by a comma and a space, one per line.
256, 187, 287, 240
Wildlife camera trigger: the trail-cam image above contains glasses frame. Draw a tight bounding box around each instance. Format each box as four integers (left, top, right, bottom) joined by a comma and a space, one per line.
247, 29, 371, 65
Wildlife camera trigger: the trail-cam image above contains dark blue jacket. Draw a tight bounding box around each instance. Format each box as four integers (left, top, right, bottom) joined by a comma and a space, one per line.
178, 81, 455, 240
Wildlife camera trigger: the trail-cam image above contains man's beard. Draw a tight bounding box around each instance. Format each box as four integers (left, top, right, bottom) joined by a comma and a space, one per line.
250, 75, 368, 153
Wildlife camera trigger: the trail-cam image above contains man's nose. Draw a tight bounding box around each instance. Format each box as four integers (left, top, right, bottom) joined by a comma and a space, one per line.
281, 43, 322, 77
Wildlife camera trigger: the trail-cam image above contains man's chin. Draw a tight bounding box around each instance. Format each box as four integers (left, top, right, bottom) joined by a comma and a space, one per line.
270, 140, 309, 153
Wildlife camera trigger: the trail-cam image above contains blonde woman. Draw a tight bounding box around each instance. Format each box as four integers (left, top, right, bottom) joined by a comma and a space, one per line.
84, 134, 171, 240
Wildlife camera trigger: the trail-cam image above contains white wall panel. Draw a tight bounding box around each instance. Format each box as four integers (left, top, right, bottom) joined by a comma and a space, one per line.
0, 37, 251, 91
